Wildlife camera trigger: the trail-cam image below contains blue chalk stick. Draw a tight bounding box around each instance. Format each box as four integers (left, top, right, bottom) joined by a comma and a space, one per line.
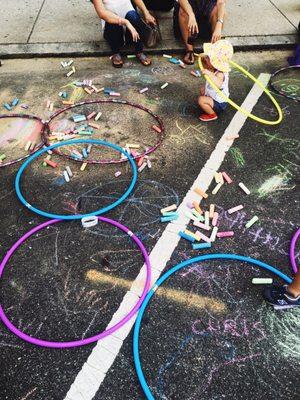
192, 242, 212, 250
12, 98, 19, 106
179, 231, 195, 243
3, 103, 12, 111
82, 148, 88, 158
169, 58, 180, 65
162, 212, 179, 217
71, 153, 83, 160
73, 115, 86, 123
161, 215, 179, 222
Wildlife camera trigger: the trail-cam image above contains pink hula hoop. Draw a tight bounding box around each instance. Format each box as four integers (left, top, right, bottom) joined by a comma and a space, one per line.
290, 227, 300, 274
0, 217, 151, 348
44, 99, 165, 164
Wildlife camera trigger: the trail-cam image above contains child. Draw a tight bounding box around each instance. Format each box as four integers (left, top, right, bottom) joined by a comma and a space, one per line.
198, 39, 233, 121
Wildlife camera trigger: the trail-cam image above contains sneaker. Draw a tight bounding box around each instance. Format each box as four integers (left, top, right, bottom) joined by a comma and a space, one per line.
263, 285, 300, 310
199, 113, 218, 122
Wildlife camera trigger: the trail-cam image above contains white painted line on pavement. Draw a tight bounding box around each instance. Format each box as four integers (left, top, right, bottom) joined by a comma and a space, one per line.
65, 74, 271, 400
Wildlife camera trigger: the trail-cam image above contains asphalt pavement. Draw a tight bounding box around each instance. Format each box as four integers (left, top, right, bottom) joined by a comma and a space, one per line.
0, 50, 299, 400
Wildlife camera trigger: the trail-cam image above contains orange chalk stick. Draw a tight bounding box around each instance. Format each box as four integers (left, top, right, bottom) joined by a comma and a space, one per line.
137, 157, 145, 167
193, 201, 203, 215
194, 187, 208, 199
45, 159, 58, 168
152, 125, 162, 134
84, 88, 93, 95
88, 122, 100, 129
62, 101, 74, 105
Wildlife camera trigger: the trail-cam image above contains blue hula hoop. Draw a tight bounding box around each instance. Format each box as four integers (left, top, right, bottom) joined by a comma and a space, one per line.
15, 139, 138, 220
133, 253, 292, 400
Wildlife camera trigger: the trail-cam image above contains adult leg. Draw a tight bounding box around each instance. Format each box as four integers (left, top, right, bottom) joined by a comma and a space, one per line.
125, 10, 151, 65
178, 6, 195, 64
103, 23, 124, 67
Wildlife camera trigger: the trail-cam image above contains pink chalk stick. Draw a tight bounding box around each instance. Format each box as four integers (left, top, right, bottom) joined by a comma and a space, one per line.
222, 171, 233, 184
110, 92, 121, 97
193, 221, 211, 231
212, 212, 219, 226
115, 171, 122, 177
195, 230, 211, 243
217, 231, 234, 238
187, 202, 194, 209
87, 111, 96, 120
227, 205, 244, 214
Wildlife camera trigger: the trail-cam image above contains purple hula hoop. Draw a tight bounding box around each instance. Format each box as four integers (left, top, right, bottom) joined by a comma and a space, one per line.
290, 227, 300, 274
0, 113, 45, 167
44, 99, 165, 164
0, 217, 151, 348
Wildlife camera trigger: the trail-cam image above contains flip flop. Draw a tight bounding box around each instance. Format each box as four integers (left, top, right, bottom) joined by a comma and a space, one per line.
111, 53, 123, 68
183, 50, 195, 65
136, 53, 152, 66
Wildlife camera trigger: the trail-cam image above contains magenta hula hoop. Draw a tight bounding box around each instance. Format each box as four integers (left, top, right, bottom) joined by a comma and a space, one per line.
290, 227, 300, 274
45, 99, 165, 164
0, 217, 151, 348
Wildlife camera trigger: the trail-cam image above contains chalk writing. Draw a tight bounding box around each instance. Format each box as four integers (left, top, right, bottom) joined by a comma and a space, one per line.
228, 146, 245, 168
192, 316, 266, 341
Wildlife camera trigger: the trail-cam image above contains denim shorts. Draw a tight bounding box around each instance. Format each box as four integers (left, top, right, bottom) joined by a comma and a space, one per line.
213, 100, 228, 114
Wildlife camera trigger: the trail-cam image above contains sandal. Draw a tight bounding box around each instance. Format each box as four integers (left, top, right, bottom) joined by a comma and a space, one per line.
111, 53, 123, 68
183, 50, 195, 65
136, 52, 152, 66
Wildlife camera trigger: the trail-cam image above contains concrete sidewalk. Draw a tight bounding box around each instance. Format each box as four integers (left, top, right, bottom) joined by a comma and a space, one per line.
0, 0, 299, 58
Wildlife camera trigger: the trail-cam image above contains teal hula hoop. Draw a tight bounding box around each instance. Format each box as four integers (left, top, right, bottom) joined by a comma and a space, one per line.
133, 253, 292, 400
15, 139, 138, 220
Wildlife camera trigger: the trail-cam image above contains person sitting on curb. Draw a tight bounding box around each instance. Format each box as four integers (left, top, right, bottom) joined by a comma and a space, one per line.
91, 0, 156, 68
174, 0, 227, 65
264, 268, 300, 310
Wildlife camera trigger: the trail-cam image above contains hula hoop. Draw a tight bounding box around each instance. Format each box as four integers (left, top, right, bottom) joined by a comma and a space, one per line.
0, 113, 45, 167
0, 217, 151, 348
198, 57, 283, 125
15, 139, 138, 220
269, 65, 300, 102
133, 253, 292, 400
45, 99, 165, 164
290, 228, 300, 274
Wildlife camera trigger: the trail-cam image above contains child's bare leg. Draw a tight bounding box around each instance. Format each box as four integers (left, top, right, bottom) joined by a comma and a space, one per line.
288, 270, 300, 297
198, 95, 215, 114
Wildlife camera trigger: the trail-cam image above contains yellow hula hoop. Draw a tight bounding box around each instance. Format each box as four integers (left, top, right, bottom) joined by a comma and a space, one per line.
198, 56, 283, 125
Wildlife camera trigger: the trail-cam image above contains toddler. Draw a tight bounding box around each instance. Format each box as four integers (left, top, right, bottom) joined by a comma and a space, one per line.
198, 40, 233, 121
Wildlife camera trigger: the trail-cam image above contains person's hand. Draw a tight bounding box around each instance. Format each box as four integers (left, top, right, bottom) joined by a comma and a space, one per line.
211, 25, 222, 43
200, 86, 205, 95
126, 21, 140, 42
144, 11, 156, 25
188, 13, 199, 35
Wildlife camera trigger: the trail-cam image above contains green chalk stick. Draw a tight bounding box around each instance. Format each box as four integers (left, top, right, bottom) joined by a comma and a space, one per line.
0, 154, 6, 161
252, 278, 273, 285
127, 55, 136, 59
245, 216, 259, 229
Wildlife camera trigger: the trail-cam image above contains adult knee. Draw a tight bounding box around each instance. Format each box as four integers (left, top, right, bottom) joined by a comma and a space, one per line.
126, 10, 140, 24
